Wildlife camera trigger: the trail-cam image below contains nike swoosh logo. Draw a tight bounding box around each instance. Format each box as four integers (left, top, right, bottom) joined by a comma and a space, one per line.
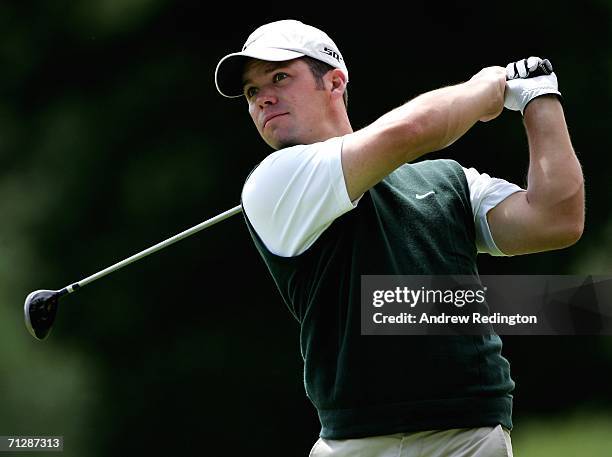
415, 191, 436, 199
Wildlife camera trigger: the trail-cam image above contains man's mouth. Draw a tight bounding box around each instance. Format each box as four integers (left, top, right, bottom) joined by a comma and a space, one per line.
263, 113, 288, 129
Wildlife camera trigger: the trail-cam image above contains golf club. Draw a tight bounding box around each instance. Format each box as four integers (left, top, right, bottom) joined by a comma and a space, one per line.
24, 204, 243, 341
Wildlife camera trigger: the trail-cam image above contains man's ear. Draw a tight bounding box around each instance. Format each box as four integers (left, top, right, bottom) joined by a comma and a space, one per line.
329, 68, 347, 99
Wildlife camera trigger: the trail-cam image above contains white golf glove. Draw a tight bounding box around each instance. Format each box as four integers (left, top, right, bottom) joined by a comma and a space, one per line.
504, 57, 561, 115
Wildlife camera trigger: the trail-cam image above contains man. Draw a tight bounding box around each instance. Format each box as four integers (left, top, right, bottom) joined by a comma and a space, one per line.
215, 20, 584, 457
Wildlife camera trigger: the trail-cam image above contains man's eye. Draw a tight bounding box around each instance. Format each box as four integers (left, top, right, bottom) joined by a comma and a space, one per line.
245, 87, 258, 98
273, 72, 288, 83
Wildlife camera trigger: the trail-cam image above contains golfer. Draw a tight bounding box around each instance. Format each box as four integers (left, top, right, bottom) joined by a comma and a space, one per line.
215, 20, 584, 457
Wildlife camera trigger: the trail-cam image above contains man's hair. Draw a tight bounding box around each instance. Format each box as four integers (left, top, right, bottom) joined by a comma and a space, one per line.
301, 56, 348, 109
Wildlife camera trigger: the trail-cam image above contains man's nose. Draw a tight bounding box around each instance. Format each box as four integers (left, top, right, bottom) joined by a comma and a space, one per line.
256, 88, 278, 109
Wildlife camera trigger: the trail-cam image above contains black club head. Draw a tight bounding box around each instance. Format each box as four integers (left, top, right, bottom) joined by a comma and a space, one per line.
24, 290, 61, 340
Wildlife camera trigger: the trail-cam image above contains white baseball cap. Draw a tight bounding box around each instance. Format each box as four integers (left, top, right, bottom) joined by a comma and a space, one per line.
215, 19, 348, 98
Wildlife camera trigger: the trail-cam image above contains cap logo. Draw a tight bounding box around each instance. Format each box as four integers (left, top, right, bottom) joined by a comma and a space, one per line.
322, 47, 342, 63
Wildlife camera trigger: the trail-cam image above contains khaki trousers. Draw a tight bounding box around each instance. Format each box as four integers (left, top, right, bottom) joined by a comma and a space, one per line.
309, 425, 513, 457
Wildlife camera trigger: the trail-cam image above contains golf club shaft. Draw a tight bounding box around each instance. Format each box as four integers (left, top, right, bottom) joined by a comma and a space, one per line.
61, 204, 243, 295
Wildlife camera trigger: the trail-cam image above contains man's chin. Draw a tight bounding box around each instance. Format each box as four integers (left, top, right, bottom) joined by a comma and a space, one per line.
266, 136, 300, 150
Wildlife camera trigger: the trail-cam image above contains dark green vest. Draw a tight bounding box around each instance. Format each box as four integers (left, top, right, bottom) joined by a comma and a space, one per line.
243, 159, 514, 439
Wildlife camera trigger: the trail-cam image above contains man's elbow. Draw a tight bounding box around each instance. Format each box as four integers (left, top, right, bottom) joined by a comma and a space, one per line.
553, 182, 585, 249
557, 220, 584, 248
549, 209, 584, 249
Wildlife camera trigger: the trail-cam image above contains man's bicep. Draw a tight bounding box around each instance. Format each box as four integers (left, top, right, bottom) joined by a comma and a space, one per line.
487, 191, 571, 255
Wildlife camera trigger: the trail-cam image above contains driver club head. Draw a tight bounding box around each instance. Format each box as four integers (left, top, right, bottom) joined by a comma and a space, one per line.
24, 289, 61, 340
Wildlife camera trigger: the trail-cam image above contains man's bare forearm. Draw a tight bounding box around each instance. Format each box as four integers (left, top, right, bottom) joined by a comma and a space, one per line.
341, 68, 505, 200
524, 96, 584, 235
366, 70, 505, 161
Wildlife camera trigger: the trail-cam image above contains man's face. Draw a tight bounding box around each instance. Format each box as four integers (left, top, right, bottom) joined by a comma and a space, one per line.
242, 58, 330, 149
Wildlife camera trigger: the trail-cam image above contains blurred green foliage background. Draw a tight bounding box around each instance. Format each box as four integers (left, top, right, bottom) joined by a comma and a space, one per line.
1, 1, 611, 455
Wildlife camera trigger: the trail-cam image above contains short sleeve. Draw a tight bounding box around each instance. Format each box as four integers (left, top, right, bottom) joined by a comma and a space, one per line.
462, 167, 525, 256
242, 136, 358, 257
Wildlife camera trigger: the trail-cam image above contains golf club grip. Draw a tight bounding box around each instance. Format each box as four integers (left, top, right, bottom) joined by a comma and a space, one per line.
71, 204, 243, 291
506, 59, 553, 80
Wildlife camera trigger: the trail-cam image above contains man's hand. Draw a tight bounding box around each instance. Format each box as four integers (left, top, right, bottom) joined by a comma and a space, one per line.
504, 57, 561, 115
469, 66, 507, 122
